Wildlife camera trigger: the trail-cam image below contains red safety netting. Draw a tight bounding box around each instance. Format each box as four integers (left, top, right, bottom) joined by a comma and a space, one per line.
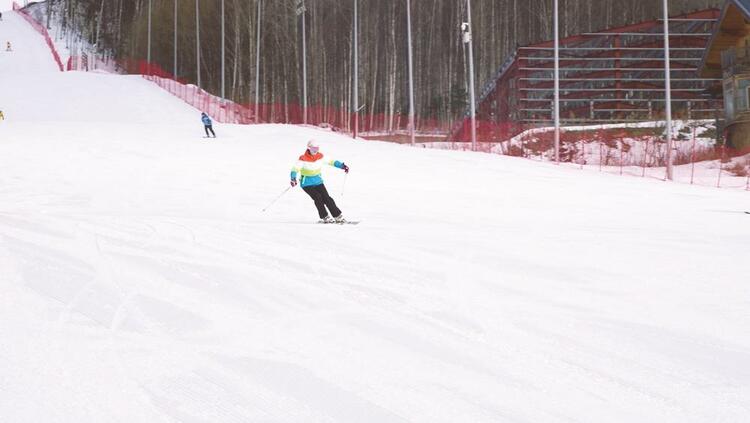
67, 54, 126, 73
136, 60, 452, 136
12, 2, 64, 72
429, 118, 750, 190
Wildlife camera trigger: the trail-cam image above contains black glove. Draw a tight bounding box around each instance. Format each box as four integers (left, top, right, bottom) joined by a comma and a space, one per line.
290, 179, 298, 187
342, 164, 350, 174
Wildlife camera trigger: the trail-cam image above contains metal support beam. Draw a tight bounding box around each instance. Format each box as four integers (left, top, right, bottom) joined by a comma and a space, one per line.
147, 0, 152, 65
520, 67, 699, 72
522, 118, 663, 123
520, 78, 719, 82
221, 0, 225, 100
553, 0, 560, 163
520, 88, 705, 92
406, 0, 416, 145
520, 98, 717, 103
519, 47, 705, 51
196, 0, 201, 88
463, 1, 477, 150
659, 18, 717, 22
303, 1, 308, 125
520, 57, 703, 62
581, 32, 711, 36
174, 0, 177, 77
352, 0, 357, 136
663, 0, 674, 181
255, 0, 262, 123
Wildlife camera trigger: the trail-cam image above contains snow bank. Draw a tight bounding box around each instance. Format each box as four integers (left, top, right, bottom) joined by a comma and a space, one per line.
420, 120, 750, 189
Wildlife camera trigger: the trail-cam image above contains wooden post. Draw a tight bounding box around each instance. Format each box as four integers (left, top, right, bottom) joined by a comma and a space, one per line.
690, 126, 697, 185
717, 144, 725, 188
642, 138, 649, 177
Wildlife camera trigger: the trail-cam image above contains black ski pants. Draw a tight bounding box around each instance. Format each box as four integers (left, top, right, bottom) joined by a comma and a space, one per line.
204, 125, 216, 137
302, 184, 341, 219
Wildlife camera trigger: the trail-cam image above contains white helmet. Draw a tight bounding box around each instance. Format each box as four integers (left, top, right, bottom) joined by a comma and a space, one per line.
307, 139, 320, 153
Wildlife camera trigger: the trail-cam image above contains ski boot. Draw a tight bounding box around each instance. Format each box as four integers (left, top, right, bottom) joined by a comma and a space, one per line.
334, 214, 347, 224
319, 215, 335, 224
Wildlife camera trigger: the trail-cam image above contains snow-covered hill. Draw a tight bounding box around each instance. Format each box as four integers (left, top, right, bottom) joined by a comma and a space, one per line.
0, 7, 58, 74
1, 9, 749, 423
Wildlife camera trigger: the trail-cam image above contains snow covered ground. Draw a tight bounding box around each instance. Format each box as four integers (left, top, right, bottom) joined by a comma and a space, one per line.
422, 120, 750, 189
0, 8, 58, 74
0, 1, 13, 13
1, 10, 750, 423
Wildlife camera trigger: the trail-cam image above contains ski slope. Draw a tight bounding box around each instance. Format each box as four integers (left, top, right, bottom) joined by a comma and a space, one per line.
0, 1, 12, 14
0, 8, 58, 75
1, 11, 749, 423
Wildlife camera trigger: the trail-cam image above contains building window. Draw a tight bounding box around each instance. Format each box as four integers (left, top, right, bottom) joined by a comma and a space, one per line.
724, 78, 735, 121
739, 78, 750, 112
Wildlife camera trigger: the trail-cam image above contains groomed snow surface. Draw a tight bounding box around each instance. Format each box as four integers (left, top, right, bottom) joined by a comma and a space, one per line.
1, 9, 750, 423
0, 1, 13, 14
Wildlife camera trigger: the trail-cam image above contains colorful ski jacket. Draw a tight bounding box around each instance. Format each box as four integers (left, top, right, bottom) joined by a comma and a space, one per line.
201, 115, 212, 126
291, 151, 345, 187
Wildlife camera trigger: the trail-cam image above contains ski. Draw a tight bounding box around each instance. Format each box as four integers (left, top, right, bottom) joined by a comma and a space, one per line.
317, 221, 360, 225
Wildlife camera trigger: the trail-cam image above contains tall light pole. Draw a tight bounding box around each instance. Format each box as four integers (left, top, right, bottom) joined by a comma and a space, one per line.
406, 0, 416, 145
221, 0, 226, 100
255, 0, 262, 123
94, 0, 105, 70
663, 0, 674, 180
462, 1, 477, 150
147, 0, 152, 66
553, 0, 561, 163
174, 0, 178, 78
353, 0, 359, 138
196, 0, 201, 88
296, 0, 308, 125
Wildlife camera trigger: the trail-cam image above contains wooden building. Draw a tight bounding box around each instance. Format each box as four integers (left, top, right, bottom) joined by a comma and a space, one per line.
701, 0, 750, 149
453, 9, 723, 143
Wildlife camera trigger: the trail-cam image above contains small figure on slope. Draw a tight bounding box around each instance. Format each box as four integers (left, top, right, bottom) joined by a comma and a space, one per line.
201, 112, 216, 138
290, 140, 350, 224
6, 42, 12, 52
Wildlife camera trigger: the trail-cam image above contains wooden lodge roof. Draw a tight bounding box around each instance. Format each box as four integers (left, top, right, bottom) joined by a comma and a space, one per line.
701, 0, 750, 77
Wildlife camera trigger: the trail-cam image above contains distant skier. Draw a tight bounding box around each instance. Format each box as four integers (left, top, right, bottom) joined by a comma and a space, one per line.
290, 140, 350, 223
201, 112, 215, 138
6, 42, 11, 52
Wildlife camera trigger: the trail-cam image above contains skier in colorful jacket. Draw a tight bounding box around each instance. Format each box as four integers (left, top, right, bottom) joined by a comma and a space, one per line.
290, 140, 350, 223
201, 112, 216, 138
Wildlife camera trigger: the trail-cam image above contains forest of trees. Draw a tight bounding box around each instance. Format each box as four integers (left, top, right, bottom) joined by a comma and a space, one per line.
43, 0, 723, 127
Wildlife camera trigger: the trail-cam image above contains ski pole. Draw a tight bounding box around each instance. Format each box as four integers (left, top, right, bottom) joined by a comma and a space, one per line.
261, 186, 292, 212
341, 173, 348, 197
